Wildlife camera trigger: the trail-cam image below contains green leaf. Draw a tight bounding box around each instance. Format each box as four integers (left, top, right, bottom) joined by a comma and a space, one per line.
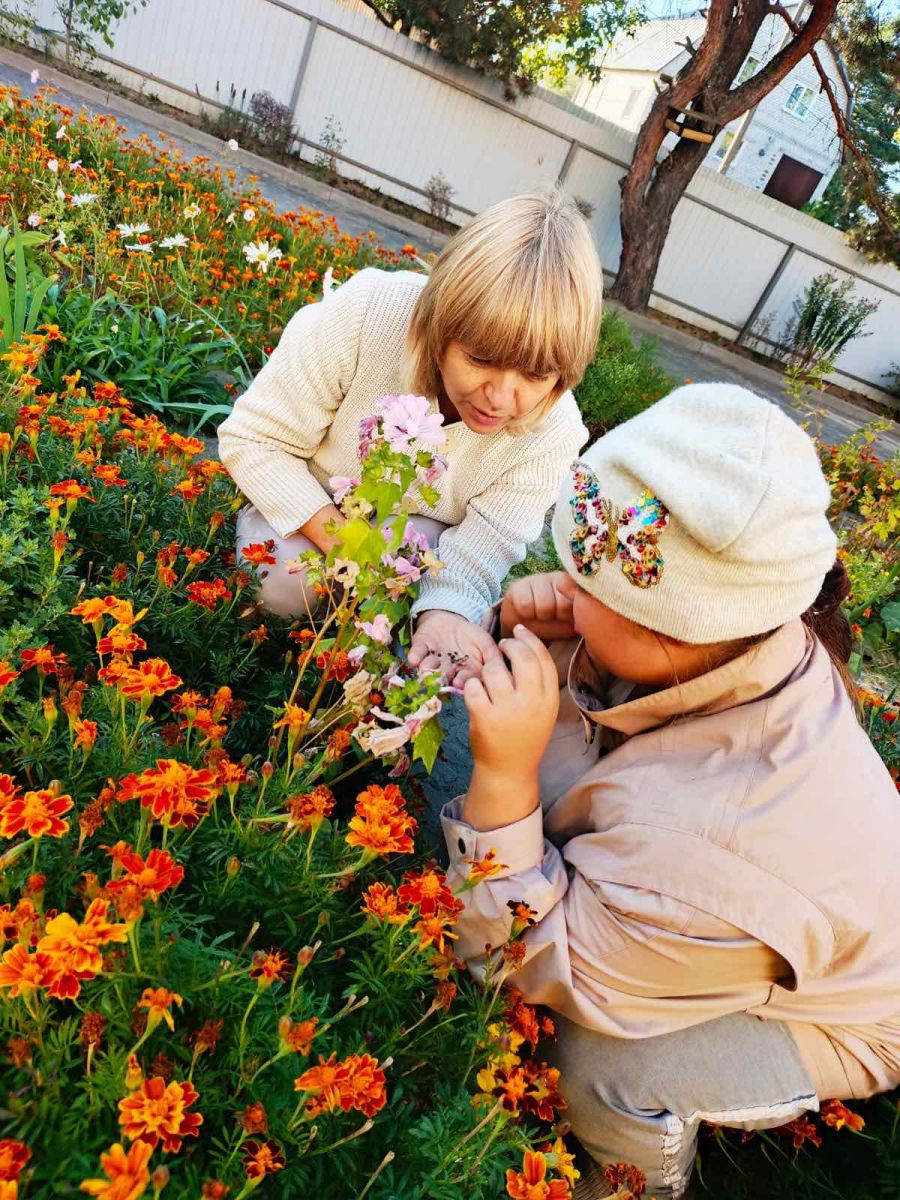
412, 717, 444, 774
880, 600, 900, 633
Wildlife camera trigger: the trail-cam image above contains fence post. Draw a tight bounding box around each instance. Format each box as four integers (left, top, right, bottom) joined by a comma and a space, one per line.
736, 243, 796, 346
556, 140, 578, 187
288, 15, 319, 116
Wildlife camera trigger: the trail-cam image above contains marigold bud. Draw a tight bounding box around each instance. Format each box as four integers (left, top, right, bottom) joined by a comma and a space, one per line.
151, 1164, 170, 1191
125, 1053, 143, 1090
261, 761, 274, 780
226, 856, 241, 879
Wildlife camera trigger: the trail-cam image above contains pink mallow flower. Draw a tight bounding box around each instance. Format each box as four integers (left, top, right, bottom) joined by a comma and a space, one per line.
379, 395, 445, 453
356, 614, 392, 645
330, 475, 360, 503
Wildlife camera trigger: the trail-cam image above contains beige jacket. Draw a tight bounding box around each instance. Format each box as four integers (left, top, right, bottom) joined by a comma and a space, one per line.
217, 268, 587, 622
442, 621, 900, 1100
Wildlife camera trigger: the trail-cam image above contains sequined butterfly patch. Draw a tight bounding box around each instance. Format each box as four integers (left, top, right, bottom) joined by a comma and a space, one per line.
569, 463, 668, 588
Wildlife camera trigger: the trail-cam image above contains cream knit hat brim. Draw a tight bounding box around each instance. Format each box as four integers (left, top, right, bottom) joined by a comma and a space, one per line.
552, 383, 837, 644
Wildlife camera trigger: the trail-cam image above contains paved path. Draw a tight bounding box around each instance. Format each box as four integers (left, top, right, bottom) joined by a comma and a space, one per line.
0, 56, 445, 254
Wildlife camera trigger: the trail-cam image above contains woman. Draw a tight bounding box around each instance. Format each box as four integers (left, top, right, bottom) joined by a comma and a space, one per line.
441, 383, 900, 1197
218, 191, 602, 683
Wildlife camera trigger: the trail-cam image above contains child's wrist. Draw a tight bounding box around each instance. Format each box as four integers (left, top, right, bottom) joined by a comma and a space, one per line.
462, 760, 539, 831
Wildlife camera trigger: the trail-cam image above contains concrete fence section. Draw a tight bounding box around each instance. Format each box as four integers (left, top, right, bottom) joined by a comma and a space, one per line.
13, 0, 900, 405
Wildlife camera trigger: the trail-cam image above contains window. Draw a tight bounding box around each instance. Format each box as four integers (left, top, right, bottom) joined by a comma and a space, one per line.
784, 83, 815, 120
736, 54, 760, 85
714, 130, 740, 161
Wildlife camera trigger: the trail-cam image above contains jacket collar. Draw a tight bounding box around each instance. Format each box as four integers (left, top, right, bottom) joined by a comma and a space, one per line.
568, 619, 811, 738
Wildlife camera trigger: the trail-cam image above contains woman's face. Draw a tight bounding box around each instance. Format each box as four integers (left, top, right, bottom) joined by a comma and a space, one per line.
438, 341, 560, 433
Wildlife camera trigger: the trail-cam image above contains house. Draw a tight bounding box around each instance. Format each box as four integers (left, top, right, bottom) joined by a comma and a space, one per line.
569, 9, 851, 209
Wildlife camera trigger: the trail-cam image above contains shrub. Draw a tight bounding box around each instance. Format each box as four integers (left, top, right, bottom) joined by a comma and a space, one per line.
249, 91, 296, 157
424, 171, 454, 222
0, 332, 569, 1196
575, 310, 676, 440
313, 116, 346, 183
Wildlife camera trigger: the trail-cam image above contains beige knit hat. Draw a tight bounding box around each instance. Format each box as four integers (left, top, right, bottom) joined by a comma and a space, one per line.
552, 383, 837, 644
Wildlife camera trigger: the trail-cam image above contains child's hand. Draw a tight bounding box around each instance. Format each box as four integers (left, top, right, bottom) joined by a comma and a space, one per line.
500, 571, 576, 640
465, 625, 560, 779
409, 610, 501, 686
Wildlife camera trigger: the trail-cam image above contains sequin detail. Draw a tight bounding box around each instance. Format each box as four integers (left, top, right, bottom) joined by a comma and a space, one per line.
569, 463, 668, 588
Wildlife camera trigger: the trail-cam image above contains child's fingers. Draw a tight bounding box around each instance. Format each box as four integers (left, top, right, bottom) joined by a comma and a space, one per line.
499, 636, 544, 693
480, 655, 514, 703
463, 675, 489, 714
512, 624, 559, 691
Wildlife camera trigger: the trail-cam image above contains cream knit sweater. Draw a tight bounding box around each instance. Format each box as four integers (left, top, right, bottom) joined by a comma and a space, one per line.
217, 268, 588, 622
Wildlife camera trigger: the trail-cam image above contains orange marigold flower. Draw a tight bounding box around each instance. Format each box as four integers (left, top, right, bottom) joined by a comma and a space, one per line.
398, 867, 457, 918
294, 1052, 387, 1118
777, 1115, 822, 1150
201, 1183, 230, 1199
242, 1139, 285, 1181
346, 784, 417, 860
361, 882, 411, 925
20, 645, 68, 676
107, 847, 184, 900
93, 463, 127, 488
820, 1098, 865, 1132
0, 944, 55, 996
172, 478, 205, 502
506, 1149, 570, 1200
97, 628, 146, 657
463, 849, 508, 887
169, 434, 206, 457
504, 991, 555, 1051
99, 661, 130, 688
0, 661, 20, 691
237, 1102, 268, 1134
116, 759, 218, 829
118, 1076, 203, 1153
414, 913, 460, 956
241, 541, 277, 566
118, 658, 182, 702
74, 719, 98, 752
186, 579, 233, 610
604, 1163, 646, 1198
0, 774, 21, 810
37, 898, 128, 999
435, 980, 457, 1010
0, 1141, 30, 1182
7, 1037, 32, 1068
71, 596, 119, 626
286, 785, 334, 833
325, 727, 351, 762
189, 1019, 224, 1056
138, 987, 183, 1032
0, 788, 73, 839
183, 547, 210, 569
49, 479, 93, 503
316, 649, 352, 682
272, 702, 309, 734
249, 948, 291, 989
278, 1015, 318, 1055
79, 1140, 152, 1200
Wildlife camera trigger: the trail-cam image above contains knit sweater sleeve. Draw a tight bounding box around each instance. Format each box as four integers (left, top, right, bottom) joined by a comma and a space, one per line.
412, 411, 587, 624
217, 270, 377, 539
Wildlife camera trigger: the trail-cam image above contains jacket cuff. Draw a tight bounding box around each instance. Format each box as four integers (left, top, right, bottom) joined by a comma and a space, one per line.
411, 581, 487, 625
441, 796, 545, 877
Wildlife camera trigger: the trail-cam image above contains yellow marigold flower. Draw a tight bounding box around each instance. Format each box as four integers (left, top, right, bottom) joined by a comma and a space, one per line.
138, 986, 183, 1032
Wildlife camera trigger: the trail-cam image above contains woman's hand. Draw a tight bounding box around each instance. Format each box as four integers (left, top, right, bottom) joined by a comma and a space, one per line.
461, 625, 560, 831
409, 610, 501, 686
500, 571, 577, 640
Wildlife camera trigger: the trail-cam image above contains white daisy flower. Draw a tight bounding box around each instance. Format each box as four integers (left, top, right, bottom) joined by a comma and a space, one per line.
225, 211, 236, 226
183, 202, 202, 219
116, 222, 151, 239
70, 192, 98, 207
26, 213, 43, 228
159, 233, 188, 249
55, 186, 66, 201
30, 69, 39, 84
322, 266, 335, 295
55, 124, 67, 139
242, 207, 256, 222
54, 229, 66, 247
125, 243, 154, 253
227, 138, 239, 152
69, 160, 82, 172
242, 240, 282, 274
47, 158, 58, 174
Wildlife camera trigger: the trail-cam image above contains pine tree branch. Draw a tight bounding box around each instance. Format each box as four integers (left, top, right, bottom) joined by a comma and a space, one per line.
718, 0, 838, 121
771, 2, 900, 255
357, 0, 396, 30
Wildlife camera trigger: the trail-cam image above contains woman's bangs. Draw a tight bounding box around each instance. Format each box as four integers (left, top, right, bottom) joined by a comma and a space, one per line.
450, 276, 568, 380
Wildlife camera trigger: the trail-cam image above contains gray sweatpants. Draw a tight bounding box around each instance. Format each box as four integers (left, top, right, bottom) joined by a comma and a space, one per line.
544, 1012, 817, 1200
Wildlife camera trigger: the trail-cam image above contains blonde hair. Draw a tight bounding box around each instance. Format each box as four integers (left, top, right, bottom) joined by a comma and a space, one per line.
406, 192, 603, 428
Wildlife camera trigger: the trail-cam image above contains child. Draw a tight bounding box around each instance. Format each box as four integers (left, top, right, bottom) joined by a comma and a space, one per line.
441, 383, 900, 1199
218, 192, 602, 683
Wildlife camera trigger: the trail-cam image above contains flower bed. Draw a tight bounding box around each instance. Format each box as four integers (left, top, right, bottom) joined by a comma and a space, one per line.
0, 331, 578, 1198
